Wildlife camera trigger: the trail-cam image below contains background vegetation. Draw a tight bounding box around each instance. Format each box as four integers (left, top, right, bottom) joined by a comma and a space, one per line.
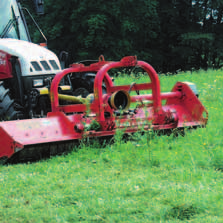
0, 69, 222, 222
22, 0, 223, 72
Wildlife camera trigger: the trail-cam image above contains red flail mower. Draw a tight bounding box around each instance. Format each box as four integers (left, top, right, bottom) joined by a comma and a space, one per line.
0, 56, 208, 163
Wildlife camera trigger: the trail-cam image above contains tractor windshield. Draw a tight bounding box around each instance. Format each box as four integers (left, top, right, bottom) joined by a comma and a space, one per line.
0, 0, 29, 41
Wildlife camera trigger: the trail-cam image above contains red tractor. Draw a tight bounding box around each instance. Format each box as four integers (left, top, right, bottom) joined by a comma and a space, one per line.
0, 0, 99, 120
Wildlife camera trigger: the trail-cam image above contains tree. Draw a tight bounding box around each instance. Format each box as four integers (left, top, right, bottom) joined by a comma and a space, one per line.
24, 0, 160, 65
22, 0, 223, 72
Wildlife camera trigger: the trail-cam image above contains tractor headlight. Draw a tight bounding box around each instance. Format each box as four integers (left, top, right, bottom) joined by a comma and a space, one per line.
33, 79, 44, 87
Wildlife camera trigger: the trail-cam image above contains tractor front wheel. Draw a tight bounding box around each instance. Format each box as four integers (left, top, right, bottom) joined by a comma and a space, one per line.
0, 82, 19, 120
70, 73, 106, 97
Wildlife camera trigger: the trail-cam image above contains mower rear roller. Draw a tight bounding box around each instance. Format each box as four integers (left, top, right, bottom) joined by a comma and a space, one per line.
0, 56, 208, 164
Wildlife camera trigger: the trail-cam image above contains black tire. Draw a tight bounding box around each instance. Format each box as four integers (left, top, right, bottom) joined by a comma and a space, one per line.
0, 82, 18, 120
70, 73, 106, 97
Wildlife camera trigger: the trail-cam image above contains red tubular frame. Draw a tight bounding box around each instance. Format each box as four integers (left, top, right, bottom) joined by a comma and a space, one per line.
50, 56, 174, 122
131, 91, 181, 102
50, 67, 112, 114
49, 56, 207, 129
93, 58, 164, 122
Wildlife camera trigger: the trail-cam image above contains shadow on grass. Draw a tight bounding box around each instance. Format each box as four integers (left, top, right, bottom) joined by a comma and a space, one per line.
164, 203, 203, 221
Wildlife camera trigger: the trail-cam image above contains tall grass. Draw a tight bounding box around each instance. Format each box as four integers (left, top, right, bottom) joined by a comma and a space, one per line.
0, 69, 222, 222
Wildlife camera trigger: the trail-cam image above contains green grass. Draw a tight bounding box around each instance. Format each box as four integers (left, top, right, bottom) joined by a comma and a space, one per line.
0, 69, 223, 222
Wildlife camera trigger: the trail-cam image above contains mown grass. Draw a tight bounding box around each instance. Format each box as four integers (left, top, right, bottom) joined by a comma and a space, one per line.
0, 69, 222, 222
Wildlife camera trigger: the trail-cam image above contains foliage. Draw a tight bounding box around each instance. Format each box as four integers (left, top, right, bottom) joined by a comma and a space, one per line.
23, 0, 159, 64
22, 0, 223, 72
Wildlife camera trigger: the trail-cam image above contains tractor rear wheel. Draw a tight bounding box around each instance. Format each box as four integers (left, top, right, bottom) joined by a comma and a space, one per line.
0, 82, 18, 120
70, 73, 106, 97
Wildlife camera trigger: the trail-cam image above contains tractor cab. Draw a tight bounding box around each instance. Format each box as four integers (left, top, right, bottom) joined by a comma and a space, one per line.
0, 0, 30, 41
0, 1, 70, 119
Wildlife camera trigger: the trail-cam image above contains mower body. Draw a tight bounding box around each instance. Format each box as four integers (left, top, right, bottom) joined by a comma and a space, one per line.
0, 56, 208, 163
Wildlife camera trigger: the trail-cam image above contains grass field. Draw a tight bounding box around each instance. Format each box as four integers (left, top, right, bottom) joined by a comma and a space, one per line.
0, 69, 222, 222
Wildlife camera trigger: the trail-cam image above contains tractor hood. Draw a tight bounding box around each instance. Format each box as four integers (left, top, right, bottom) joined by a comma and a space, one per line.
0, 38, 61, 76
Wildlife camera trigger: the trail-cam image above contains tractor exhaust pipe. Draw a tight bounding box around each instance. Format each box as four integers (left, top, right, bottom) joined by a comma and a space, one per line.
108, 90, 131, 110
